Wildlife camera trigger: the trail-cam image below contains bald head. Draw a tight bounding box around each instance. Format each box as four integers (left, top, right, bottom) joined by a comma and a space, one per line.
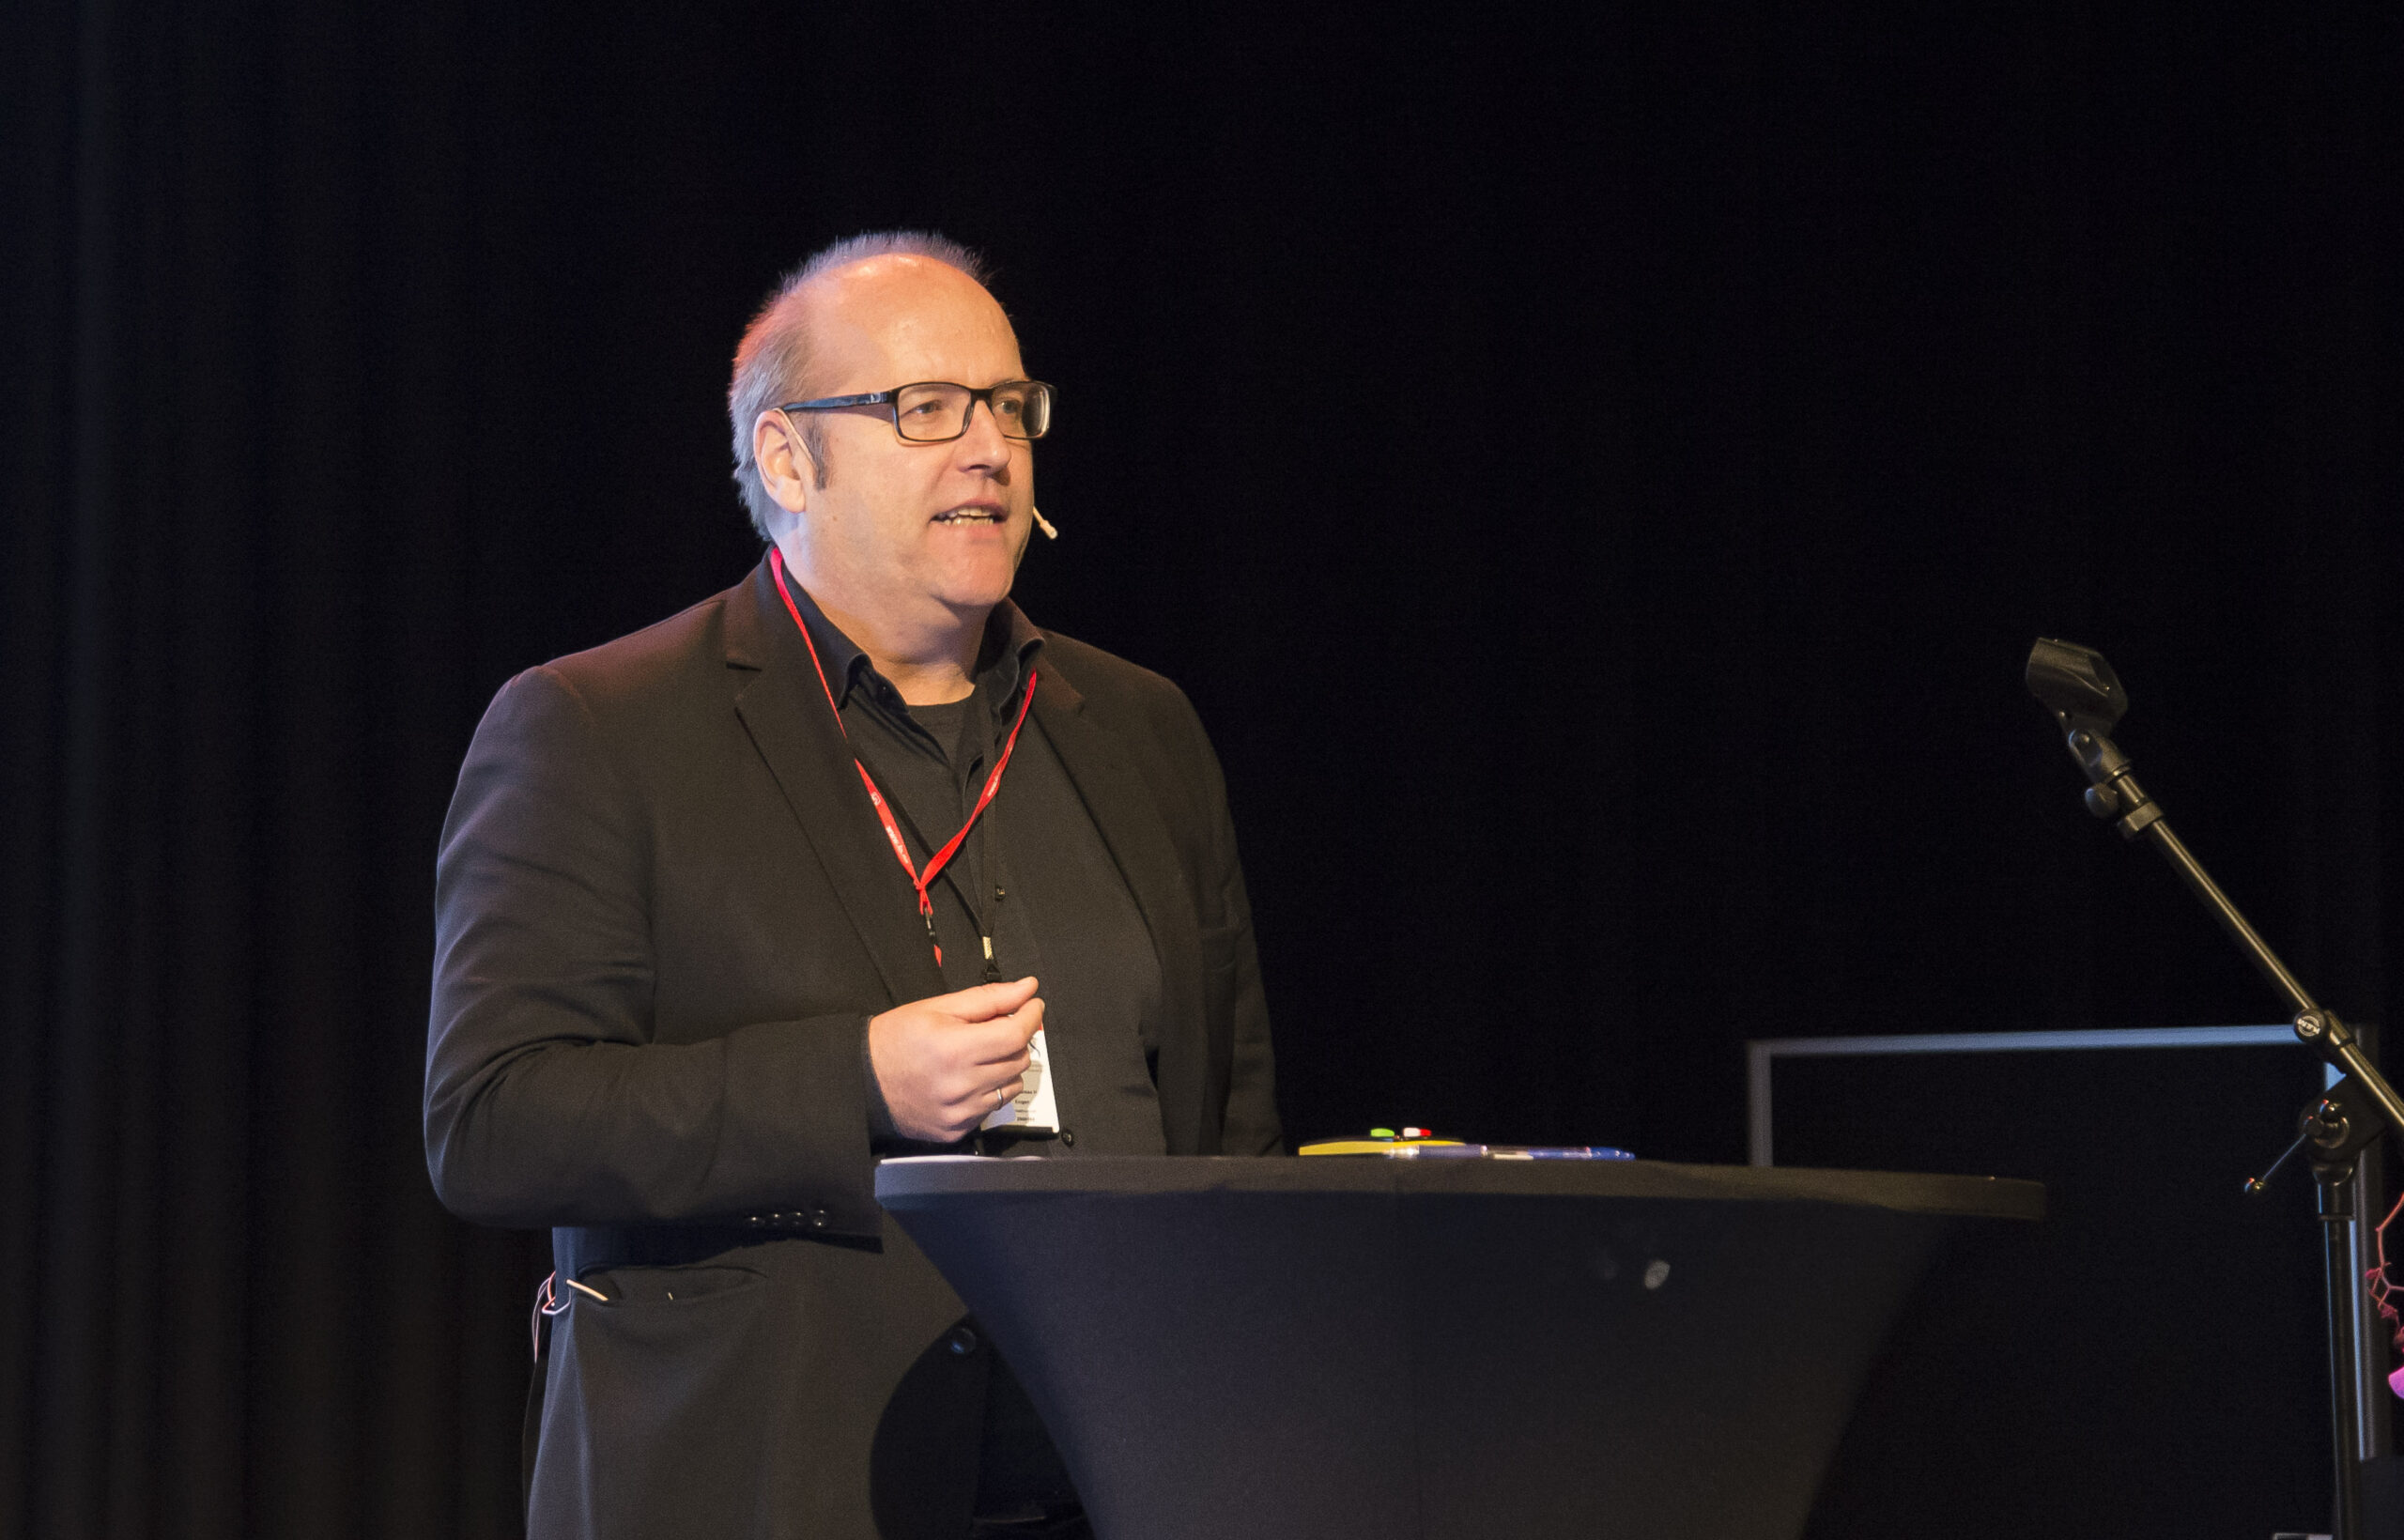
795, 256, 1020, 407
729, 231, 1002, 537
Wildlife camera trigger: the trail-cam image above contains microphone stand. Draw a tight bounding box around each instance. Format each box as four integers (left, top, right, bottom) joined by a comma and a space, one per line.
2029, 639, 2397, 1540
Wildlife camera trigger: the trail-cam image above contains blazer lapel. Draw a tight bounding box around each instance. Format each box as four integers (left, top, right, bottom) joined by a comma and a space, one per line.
724, 562, 943, 1007
1030, 664, 1212, 1154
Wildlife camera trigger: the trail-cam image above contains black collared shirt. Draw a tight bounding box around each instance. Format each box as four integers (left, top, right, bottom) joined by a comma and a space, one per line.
776, 577, 1167, 1159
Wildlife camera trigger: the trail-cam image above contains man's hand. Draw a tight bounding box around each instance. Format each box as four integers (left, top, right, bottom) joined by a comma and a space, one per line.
867, 976, 1044, 1143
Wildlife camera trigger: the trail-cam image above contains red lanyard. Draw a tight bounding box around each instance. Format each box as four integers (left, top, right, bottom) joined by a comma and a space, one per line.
769, 548, 1037, 967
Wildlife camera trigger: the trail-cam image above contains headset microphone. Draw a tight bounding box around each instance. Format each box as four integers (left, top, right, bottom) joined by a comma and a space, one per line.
1031, 506, 1059, 540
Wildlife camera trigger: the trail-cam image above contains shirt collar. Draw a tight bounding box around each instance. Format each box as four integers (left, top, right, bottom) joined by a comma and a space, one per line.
774, 571, 1044, 715
978, 599, 1046, 708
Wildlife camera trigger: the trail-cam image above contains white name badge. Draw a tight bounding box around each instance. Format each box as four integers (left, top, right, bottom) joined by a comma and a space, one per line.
981, 1028, 1059, 1135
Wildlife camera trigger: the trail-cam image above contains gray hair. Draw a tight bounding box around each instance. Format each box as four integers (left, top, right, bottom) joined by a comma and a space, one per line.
727, 230, 994, 541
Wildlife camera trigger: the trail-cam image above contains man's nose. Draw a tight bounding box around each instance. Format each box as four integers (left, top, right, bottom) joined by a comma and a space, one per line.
952, 397, 1012, 470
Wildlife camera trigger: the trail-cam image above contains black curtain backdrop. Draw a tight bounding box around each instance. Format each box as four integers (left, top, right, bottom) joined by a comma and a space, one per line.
5, 3, 2400, 1535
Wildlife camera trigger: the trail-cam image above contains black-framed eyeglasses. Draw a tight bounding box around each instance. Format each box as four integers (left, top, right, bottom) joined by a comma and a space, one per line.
778, 379, 1054, 443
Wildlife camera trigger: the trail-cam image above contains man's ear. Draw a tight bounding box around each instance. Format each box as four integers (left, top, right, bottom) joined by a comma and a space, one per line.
753, 410, 817, 515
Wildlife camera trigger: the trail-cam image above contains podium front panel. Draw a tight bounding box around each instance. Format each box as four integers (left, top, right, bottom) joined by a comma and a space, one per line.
878, 1157, 2038, 1540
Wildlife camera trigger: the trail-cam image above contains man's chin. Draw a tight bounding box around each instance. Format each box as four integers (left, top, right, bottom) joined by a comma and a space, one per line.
929, 565, 1016, 617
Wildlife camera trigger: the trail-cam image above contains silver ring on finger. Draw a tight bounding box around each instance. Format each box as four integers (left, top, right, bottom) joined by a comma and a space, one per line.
994, 1085, 1007, 1108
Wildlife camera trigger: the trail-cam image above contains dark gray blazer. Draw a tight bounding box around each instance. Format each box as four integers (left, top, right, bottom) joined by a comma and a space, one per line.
424, 558, 1281, 1539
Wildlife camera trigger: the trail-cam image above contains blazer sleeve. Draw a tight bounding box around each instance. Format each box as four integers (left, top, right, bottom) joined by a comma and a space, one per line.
423, 666, 882, 1236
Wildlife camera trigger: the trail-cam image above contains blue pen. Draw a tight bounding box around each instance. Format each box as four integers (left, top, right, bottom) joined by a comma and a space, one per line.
1390, 1144, 1635, 1161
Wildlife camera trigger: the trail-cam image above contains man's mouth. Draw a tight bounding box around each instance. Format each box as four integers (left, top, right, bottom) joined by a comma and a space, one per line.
932, 505, 1005, 525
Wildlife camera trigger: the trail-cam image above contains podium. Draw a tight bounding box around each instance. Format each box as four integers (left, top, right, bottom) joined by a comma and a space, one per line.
876, 1155, 2042, 1540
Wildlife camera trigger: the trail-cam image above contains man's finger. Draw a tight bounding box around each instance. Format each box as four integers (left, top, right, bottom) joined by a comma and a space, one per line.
952, 1021, 1036, 1072
958, 1000, 1043, 1064
936, 1068, 1028, 1130
934, 976, 1039, 1023
942, 1070, 1025, 1118
941, 1040, 1031, 1095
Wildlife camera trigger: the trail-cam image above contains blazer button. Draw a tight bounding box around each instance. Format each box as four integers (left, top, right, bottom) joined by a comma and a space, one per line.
948, 1326, 980, 1356
1059, 1130, 1076, 1147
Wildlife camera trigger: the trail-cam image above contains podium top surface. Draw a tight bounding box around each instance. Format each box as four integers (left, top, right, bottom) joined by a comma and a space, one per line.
875, 1153, 2044, 1221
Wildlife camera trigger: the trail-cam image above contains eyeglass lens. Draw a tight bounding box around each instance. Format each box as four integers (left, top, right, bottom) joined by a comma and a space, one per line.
893, 381, 1052, 441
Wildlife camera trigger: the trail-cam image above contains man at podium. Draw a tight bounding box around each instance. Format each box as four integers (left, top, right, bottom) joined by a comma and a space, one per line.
424, 232, 1282, 1539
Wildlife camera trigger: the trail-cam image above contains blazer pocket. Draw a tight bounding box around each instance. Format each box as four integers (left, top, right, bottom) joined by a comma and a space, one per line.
532, 1266, 777, 1540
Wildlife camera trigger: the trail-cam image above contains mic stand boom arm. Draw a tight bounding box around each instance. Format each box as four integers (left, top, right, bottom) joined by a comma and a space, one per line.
2062, 723, 2404, 1131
